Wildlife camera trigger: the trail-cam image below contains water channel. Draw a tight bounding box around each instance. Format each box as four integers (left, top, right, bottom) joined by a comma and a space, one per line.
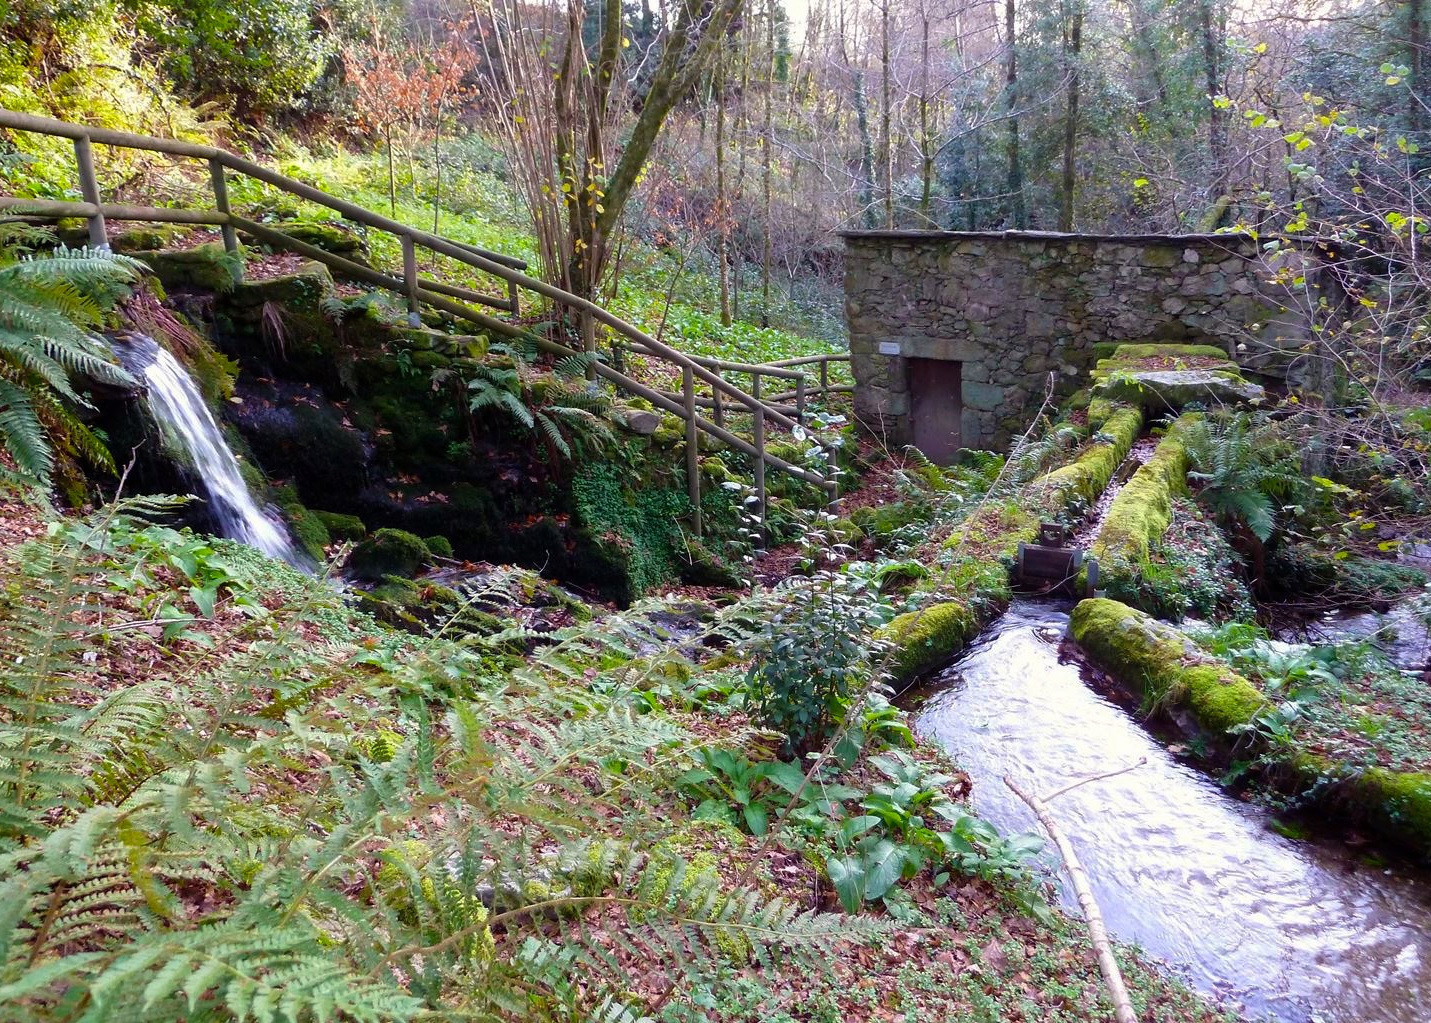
914, 598, 1431, 1023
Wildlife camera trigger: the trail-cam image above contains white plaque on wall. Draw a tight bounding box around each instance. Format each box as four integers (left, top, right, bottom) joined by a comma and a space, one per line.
877, 341, 901, 356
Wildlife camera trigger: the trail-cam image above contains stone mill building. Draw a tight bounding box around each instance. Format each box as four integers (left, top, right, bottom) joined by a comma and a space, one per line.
842, 229, 1328, 461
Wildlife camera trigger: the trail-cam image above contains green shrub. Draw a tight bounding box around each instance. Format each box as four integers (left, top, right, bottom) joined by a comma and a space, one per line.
744, 568, 892, 753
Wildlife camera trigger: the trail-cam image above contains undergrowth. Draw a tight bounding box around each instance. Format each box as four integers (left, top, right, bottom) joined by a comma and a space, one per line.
0, 496, 878, 1021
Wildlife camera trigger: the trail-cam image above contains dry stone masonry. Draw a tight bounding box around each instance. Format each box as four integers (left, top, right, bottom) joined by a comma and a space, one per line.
843, 230, 1317, 452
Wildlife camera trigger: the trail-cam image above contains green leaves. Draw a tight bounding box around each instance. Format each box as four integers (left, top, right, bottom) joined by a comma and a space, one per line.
824, 839, 906, 913
0, 244, 139, 488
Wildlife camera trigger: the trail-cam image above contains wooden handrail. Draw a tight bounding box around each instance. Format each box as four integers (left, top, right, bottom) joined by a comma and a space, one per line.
0, 107, 841, 524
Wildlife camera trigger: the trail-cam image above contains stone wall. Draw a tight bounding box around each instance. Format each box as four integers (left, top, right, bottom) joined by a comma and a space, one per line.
844, 230, 1312, 451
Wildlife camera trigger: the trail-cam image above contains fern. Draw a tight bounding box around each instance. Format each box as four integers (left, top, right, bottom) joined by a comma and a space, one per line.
1183, 411, 1303, 543
0, 242, 140, 489
0, 500, 870, 1022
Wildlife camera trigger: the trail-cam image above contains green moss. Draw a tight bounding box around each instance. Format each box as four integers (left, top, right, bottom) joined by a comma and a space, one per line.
314, 510, 367, 541
1359, 769, 1431, 853
1086, 396, 1116, 431
423, 535, 454, 559
1106, 343, 1230, 363
878, 601, 978, 688
275, 220, 370, 263
571, 461, 697, 603
1028, 405, 1142, 513
1091, 415, 1196, 589
347, 528, 431, 580
281, 502, 332, 561
1069, 597, 1265, 734
110, 224, 186, 252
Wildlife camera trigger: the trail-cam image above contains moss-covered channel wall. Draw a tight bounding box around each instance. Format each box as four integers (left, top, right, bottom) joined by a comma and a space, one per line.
880, 404, 1145, 689
1071, 597, 1431, 863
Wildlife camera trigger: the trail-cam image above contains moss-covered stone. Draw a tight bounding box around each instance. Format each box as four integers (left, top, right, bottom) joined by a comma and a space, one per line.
314, 510, 367, 541
1093, 345, 1262, 412
1073, 597, 1431, 862
110, 224, 186, 253
1090, 414, 1196, 596
347, 528, 432, 580
1355, 769, 1431, 857
276, 221, 370, 264
423, 535, 455, 560
1070, 597, 1265, 735
677, 537, 743, 587
1106, 343, 1230, 363
878, 601, 979, 689
1028, 405, 1143, 513
227, 262, 335, 309
132, 243, 243, 293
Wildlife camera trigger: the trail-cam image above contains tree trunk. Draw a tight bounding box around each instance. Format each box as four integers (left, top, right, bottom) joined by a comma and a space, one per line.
716, 50, 732, 327
1125, 0, 1169, 114
1410, 0, 1426, 145
1004, 0, 1026, 229
762, 0, 775, 328
880, 0, 895, 228
1059, 0, 1083, 231
854, 70, 877, 229
919, 14, 934, 227
386, 127, 397, 217
433, 108, 442, 235
1198, 0, 1228, 197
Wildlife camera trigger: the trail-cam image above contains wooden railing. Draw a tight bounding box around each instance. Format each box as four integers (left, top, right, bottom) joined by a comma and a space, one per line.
615, 342, 852, 425
0, 109, 851, 535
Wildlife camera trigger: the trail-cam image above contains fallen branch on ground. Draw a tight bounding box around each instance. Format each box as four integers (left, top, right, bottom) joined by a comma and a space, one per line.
1005, 771, 1140, 1023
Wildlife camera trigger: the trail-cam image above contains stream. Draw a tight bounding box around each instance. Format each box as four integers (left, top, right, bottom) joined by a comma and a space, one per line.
914, 598, 1431, 1023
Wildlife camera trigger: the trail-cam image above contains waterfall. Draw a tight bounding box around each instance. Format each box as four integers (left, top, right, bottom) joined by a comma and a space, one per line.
112, 334, 302, 565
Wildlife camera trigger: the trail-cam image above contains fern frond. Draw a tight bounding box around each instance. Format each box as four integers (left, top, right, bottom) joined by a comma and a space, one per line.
0, 378, 52, 482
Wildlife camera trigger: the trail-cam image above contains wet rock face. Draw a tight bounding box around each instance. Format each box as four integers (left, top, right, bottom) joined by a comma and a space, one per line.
844, 232, 1312, 450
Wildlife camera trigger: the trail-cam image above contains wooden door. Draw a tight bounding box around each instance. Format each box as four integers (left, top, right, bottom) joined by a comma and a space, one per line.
909, 358, 963, 464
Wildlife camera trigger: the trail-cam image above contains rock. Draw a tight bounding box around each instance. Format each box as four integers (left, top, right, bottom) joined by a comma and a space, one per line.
313, 510, 367, 541
961, 381, 1005, 412
131, 243, 242, 293
276, 221, 369, 265
1095, 368, 1264, 410
620, 408, 662, 435
226, 262, 335, 309
347, 528, 432, 580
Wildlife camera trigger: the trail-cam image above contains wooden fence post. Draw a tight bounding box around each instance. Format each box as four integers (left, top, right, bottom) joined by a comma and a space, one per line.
683, 365, 702, 537
208, 158, 242, 284
401, 235, 421, 326
73, 136, 107, 249
752, 373, 766, 541
819, 357, 829, 396
712, 375, 724, 428
795, 374, 806, 425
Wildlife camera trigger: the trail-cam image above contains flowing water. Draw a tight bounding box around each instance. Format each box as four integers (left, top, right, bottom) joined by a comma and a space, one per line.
112, 334, 302, 565
914, 598, 1431, 1023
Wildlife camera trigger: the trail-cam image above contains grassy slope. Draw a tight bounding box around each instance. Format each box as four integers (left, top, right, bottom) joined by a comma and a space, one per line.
228, 142, 852, 378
